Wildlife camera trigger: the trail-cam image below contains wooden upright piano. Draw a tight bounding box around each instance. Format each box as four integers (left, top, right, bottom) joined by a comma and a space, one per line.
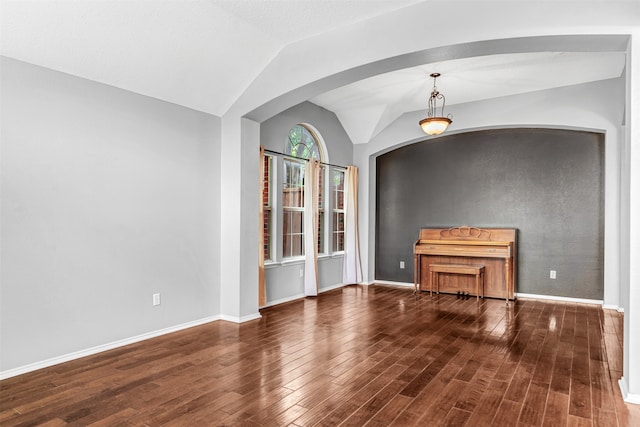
414, 226, 517, 301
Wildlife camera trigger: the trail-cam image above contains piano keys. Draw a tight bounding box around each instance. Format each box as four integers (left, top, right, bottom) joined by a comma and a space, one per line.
414, 226, 517, 302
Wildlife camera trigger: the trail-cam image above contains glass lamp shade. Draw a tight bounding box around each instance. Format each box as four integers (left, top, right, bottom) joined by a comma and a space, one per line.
419, 117, 452, 135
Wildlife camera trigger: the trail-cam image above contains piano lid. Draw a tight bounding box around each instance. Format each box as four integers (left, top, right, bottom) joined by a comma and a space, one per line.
416, 226, 517, 246
417, 239, 512, 247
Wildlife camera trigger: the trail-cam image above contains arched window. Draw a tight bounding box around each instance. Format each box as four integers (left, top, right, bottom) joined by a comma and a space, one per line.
286, 124, 323, 160
282, 125, 326, 258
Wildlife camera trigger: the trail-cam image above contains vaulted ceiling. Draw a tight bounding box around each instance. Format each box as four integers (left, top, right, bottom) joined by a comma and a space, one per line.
1, 0, 634, 145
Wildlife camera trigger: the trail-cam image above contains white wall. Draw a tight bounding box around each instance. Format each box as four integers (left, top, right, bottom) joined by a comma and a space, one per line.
218, 116, 264, 322
621, 28, 640, 403
0, 57, 221, 373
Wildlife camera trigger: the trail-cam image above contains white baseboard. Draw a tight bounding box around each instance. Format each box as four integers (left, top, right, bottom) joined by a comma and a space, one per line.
369, 288, 606, 306
602, 304, 624, 312
261, 283, 348, 309
262, 293, 305, 308
516, 293, 603, 305
321, 282, 350, 293
619, 377, 640, 405
219, 312, 262, 323
373, 280, 414, 288
0, 315, 221, 381
367, 286, 607, 305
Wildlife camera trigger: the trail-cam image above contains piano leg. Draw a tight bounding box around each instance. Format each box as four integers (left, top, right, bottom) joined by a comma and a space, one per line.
504, 257, 510, 305
430, 270, 434, 296
413, 254, 419, 294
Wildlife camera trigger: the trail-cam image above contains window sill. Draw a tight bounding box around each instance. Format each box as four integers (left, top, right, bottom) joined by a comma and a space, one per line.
264, 261, 280, 269
265, 253, 344, 268
281, 257, 305, 266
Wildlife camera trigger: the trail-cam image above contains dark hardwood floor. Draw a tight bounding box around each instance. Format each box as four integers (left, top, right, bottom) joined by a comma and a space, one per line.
1, 284, 639, 426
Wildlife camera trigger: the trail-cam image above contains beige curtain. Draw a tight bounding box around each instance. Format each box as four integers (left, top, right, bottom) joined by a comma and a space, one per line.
258, 147, 266, 306
304, 159, 320, 296
342, 165, 363, 284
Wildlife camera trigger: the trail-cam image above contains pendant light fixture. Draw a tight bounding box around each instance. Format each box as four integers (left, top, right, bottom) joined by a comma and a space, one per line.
419, 73, 452, 135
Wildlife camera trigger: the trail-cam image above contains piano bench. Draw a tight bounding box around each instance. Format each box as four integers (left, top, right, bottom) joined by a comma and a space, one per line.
429, 263, 485, 299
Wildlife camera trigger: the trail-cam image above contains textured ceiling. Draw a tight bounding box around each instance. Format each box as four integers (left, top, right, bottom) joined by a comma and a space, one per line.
0, 0, 630, 145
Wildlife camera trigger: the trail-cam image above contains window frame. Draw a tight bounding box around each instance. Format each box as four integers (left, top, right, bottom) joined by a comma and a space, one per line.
281, 124, 328, 261
282, 157, 306, 260
317, 164, 327, 256
331, 167, 346, 254
264, 123, 342, 265
262, 154, 274, 262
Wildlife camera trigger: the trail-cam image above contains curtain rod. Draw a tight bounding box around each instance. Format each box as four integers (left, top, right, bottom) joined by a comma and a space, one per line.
263, 148, 347, 169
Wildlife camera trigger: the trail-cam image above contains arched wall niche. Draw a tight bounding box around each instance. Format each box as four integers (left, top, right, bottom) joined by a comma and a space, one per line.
356, 78, 623, 308
374, 127, 605, 300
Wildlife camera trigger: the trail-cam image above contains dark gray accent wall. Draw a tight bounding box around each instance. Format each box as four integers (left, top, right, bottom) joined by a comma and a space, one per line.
375, 128, 604, 299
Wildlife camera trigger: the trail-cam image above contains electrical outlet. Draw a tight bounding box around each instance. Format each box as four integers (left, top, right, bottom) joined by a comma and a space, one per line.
400, 261, 405, 269
300, 268, 304, 278
550, 270, 556, 279
153, 293, 161, 306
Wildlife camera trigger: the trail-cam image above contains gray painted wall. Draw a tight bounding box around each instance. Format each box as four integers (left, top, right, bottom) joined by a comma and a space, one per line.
375, 128, 604, 300
1, 57, 221, 371
260, 102, 353, 304
260, 102, 353, 164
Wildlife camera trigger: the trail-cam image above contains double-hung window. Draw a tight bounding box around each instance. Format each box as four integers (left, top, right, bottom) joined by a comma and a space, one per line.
332, 168, 345, 252
317, 165, 326, 255
282, 159, 305, 258
283, 124, 324, 260
262, 124, 344, 263
262, 154, 273, 261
